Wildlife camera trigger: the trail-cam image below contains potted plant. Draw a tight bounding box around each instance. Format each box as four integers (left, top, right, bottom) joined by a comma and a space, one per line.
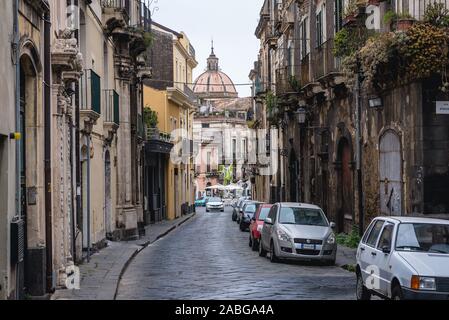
343, 0, 358, 26
395, 12, 415, 31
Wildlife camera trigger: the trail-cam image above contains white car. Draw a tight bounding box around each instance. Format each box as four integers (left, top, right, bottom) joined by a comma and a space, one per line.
356, 216, 449, 300
206, 197, 224, 212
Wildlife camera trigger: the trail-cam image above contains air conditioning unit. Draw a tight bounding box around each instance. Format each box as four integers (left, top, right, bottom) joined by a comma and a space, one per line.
11, 218, 25, 265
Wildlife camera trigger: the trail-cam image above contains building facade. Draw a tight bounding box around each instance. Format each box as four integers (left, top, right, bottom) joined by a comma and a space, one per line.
252, 0, 449, 234
193, 48, 254, 196
0, 0, 151, 300
143, 22, 197, 222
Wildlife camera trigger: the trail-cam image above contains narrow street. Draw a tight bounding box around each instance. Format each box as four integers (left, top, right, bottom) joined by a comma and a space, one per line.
116, 206, 356, 300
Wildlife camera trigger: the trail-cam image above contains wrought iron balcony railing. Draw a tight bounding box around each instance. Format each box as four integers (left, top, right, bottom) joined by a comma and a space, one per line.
146, 127, 172, 143
101, 0, 131, 24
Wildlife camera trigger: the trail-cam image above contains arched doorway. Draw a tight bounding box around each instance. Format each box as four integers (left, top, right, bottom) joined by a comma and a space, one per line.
80, 144, 89, 250
379, 130, 402, 216
336, 137, 353, 233
104, 150, 112, 235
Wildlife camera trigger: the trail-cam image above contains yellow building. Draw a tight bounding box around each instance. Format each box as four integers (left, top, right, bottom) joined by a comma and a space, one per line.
143, 22, 197, 222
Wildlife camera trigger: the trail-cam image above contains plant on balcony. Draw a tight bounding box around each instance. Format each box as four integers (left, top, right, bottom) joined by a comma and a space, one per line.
424, 2, 449, 28
288, 76, 301, 92
143, 106, 159, 128
343, 0, 359, 25
265, 91, 279, 117
383, 10, 397, 27
341, 21, 449, 91
395, 13, 415, 31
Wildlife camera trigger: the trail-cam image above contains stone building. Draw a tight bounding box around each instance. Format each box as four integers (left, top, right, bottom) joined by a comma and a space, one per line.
252, 0, 449, 234
0, 0, 18, 300
193, 48, 255, 196
143, 22, 197, 222
0, 0, 151, 300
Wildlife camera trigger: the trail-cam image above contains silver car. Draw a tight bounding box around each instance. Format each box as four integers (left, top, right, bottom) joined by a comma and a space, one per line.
259, 202, 337, 265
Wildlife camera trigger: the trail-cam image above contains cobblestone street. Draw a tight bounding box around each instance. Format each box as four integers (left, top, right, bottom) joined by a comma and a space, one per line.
116, 207, 356, 300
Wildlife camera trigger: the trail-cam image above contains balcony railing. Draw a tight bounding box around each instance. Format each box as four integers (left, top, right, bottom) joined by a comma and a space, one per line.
146, 127, 172, 143
104, 89, 119, 125
275, 67, 296, 95
80, 69, 101, 115
184, 84, 198, 105
394, 0, 449, 20
300, 55, 310, 87
312, 40, 341, 81
101, 0, 131, 24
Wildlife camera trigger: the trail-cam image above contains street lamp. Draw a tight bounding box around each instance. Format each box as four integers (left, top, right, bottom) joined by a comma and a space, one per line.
295, 107, 306, 125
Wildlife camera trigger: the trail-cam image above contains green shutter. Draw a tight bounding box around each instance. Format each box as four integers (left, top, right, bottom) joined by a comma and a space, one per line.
113, 90, 120, 125
90, 70, 101, 114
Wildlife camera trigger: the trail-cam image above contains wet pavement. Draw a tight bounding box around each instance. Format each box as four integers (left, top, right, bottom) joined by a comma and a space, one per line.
116, 206, 356, 300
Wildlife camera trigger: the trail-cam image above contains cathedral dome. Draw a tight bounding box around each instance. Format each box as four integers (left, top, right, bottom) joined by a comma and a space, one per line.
193, 45, 238, 99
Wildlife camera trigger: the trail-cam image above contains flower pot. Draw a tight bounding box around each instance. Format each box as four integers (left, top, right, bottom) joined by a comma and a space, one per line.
396, 19, 414, 31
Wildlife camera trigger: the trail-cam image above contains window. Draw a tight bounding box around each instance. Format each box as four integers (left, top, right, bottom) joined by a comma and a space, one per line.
377, 223, 394, 250
366, 220, 385, 247
288, 40, 294, 76
335, 0, 344, 33
396, 223, 449, 253
278, 207, 328, 226
268, 205, 277, 222
258, 207, 271, 221
300, 17, 309, 59
316, 8, 323, 47
362, 220, 376, 244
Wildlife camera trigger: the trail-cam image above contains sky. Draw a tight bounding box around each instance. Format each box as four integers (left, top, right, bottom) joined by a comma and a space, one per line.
152, 0, 265, 97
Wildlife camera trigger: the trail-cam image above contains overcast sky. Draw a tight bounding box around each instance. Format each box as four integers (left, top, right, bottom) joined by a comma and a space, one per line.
152, 0, 264, 97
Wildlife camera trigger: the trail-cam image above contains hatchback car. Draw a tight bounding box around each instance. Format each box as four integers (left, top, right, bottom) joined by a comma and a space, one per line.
233, 197, 251, 222
356, 216, 449, 300
249, 204, 273, 251
206, 197, 224, 212
239, 202, 264, 232
259, 203, 337, 265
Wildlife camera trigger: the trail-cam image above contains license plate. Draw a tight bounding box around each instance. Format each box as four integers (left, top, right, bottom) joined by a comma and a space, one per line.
302, 244, 315, 250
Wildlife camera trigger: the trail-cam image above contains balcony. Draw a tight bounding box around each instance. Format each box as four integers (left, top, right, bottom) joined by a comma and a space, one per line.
80, 69, 101, 132
101, 0, 131, 25
300, 55, 310, 87
145, 127, 174, 154
103, 89, 120, 140
312, 40, 345, 87
275, 68, 296, 96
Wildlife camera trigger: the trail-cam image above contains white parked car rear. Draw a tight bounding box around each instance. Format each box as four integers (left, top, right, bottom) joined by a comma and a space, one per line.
356, 217, 449, 300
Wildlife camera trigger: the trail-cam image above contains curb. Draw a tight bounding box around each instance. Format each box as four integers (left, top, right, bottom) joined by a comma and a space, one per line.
113, 213, 197, 300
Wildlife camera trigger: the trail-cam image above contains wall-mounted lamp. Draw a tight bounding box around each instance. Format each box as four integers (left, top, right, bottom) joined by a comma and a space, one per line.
295, 107, 307, 125
368, 96, 383, 109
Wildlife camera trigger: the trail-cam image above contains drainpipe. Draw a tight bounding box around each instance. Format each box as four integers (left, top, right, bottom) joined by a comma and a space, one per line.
86, 135, 91, 263
355, 59, 364, 237
13, 0, 21, 302
43, 8, 53, 293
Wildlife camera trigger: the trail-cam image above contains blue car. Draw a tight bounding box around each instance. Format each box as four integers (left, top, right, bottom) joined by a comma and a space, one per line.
195, 197, 209, 207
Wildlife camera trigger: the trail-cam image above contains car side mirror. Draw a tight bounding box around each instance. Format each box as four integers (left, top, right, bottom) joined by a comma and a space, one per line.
382, 246, 391, 254
265, 218, 273, 225
330, 222, 336, 229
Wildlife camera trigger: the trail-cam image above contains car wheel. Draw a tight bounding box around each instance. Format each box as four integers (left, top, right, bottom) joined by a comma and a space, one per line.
249, 236, 252, 248
356, 271, 371, 301
270, 241, 280, 263
239, 222, 245, 232
232, 212, 236, 221
206, 209, 209, 212
252, 238, 259, 252
391, 284, 404, 301
259, 240, 267, 257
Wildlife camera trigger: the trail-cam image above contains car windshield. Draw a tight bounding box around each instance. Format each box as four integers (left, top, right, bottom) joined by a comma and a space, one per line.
209, 198, 222, 202
258, 207, 271, 221
244, 204, 257, 213
279, 207, 328, 226
396, 223, 449, 254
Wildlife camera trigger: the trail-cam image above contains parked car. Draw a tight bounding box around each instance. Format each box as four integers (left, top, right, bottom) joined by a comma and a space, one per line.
206, 197, 224, 212
249, 204, 273, 251
259, 203, 337, 265
195, 197, 208, 207
239, 202, 264, 232
356, 216, 449, 300
232, 197, 251, 221
236, 199, 253, 225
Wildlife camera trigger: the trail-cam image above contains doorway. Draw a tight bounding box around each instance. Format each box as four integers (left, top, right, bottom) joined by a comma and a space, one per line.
379, 130, 402, 216
336, 137, 353, 233
289, 150, 299, 202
